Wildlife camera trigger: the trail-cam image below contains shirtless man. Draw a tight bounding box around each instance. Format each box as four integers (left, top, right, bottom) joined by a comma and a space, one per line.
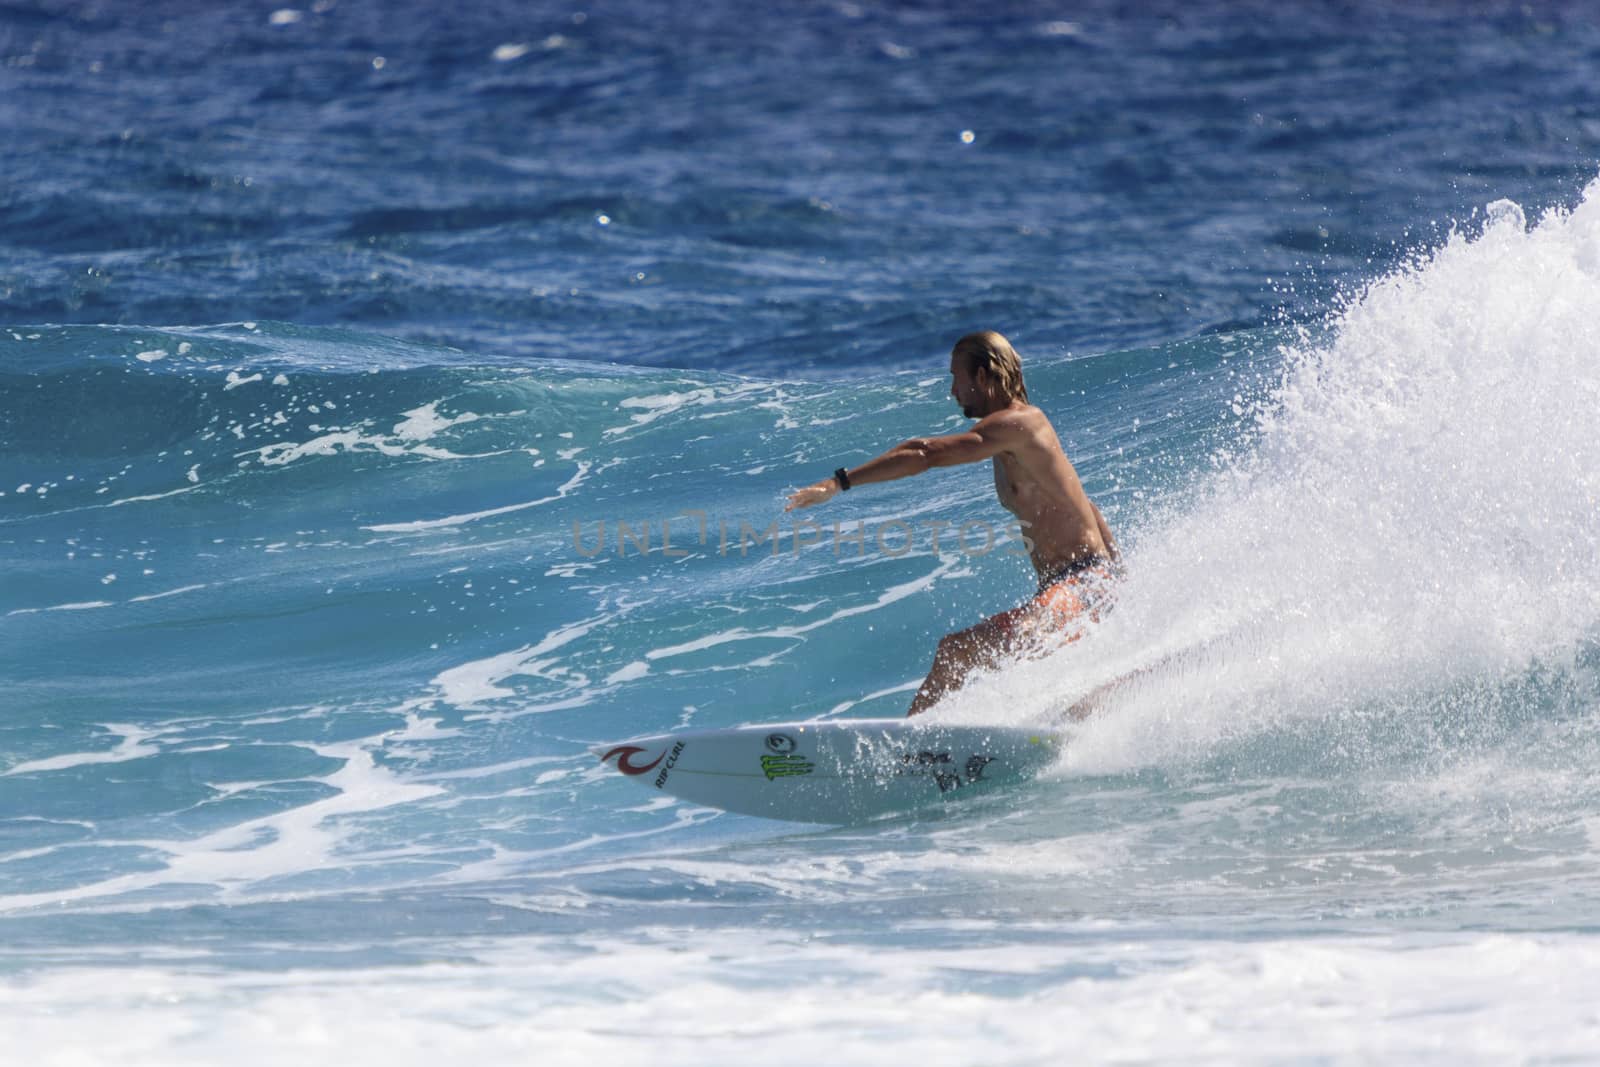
785, 330, 1119, 716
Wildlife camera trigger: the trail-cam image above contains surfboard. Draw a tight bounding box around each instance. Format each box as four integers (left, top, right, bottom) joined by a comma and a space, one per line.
592, 718, 1065, 823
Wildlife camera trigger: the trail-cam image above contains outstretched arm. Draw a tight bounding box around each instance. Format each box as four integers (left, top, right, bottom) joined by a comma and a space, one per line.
785, 417, 1017, 512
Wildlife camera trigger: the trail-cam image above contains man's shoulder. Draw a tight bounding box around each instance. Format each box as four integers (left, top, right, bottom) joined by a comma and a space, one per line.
976, 403, 1047, 437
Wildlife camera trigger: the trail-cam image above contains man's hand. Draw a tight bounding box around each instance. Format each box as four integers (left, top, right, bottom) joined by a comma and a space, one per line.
785, 478, 839, 511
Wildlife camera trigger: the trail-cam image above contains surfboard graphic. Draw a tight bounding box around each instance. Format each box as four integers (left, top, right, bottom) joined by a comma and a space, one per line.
594, 718, 1065, 823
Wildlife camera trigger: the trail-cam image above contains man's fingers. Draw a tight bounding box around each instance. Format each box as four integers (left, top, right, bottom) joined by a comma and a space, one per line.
785, 484, 824, 511
784, 479, 840, 513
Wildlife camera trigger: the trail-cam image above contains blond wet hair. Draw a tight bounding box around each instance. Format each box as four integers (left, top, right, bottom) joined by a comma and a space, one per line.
952, 330, 1028, 405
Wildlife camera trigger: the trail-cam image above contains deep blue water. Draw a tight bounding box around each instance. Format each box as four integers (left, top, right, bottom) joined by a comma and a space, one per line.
4, 2, 1600, 1061
7, 1, 1600, 371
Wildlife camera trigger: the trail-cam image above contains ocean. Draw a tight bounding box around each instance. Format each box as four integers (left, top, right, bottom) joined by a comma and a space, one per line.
4, 1, 1600, 1062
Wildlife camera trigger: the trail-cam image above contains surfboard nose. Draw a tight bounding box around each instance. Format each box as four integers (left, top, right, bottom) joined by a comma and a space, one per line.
592, 739, 678, 777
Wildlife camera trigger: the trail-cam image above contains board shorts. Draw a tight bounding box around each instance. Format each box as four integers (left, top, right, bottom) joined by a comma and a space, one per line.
989, 554, 1117, 644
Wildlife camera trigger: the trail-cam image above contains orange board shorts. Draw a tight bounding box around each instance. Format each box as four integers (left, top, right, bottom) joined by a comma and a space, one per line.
990, 555, 1117, 644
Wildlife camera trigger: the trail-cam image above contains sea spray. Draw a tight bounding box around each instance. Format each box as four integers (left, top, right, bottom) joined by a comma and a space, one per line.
965, 183, 1600, 777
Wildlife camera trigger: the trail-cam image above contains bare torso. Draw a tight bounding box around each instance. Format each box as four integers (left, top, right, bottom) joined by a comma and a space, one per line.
987, 405, 1112, 580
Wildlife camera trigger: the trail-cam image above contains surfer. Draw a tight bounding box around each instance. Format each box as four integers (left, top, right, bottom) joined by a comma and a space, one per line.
785, 330, 1119, 715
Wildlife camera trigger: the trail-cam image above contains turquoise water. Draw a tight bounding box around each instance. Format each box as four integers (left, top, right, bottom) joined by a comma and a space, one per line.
5, 1, 1600, 1061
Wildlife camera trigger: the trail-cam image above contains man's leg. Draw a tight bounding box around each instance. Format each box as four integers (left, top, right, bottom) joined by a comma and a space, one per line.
905, 577, 1106, 716
906, 615, 1014, 716
1061, 675, 1123, 721
1059, 629, 1228, 721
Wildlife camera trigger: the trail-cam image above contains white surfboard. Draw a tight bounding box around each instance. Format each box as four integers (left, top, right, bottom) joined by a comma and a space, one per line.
592, 718, 1065, 823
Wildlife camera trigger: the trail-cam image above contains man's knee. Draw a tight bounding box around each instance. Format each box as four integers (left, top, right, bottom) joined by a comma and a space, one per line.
939, 621, 1003, 659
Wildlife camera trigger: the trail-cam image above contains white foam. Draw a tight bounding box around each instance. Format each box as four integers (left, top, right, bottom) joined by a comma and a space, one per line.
249, 430, 410, 466
109, 486, 197, 507
605, 660, 650, 684
822, 678, 920, 717
410, 753, 568, 782
943, 179, 1600, 768
4, 932, 1599, 1063
392, 402, 482, 442
430, 617, 601, 708
4, 724, 159, 776
646, 556, 958, 661
6, 600, 113, 616
385, 710, 462, 744
363, 461, 590, 533
129, 584, 207, 603
604, 384, 765, 438
0, 738, 443, 912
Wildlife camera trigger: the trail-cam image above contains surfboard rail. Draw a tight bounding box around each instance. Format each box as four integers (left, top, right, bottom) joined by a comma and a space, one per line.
592, 718, 1065, 823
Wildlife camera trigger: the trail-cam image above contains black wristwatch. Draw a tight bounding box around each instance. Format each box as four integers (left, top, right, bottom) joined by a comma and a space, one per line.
834, 467, 851, 491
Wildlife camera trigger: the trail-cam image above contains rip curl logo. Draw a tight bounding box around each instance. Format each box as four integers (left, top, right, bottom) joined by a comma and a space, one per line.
653, 741, 685, 789
760, 753, 814, 780
765, 733, 796, 754
601, 745, 666, 776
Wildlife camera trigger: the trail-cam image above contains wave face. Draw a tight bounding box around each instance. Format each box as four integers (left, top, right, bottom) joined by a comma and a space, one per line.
7, 0, 1600, 1059
4, 183, 1599, 950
